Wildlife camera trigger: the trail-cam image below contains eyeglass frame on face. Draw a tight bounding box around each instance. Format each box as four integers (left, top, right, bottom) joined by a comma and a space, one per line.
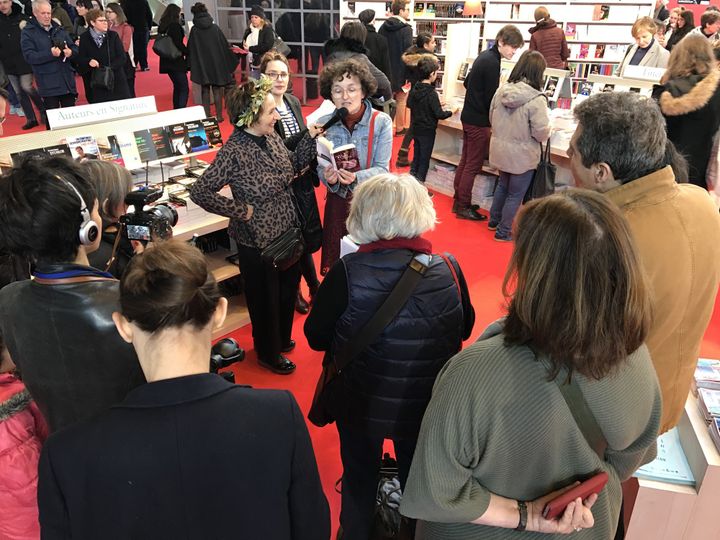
265, 71, 289, 81
94, 17, 108, 22
331, 85, 361, 98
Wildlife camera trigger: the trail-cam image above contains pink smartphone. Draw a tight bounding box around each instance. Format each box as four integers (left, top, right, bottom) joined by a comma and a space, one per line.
542, 471, 609, 520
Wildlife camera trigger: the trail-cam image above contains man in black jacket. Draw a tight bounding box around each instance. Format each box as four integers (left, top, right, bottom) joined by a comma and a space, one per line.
358, 9, 391, 82
121, 0, 153, 70
452, 25, 523, 221
379, 0, 412, 135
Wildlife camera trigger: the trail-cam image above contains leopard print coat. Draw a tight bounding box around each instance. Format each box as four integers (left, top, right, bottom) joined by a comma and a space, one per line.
189, 129, 316, 250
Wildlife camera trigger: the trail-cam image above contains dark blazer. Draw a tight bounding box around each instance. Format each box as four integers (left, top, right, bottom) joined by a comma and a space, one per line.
20, 18, 78, 97
38, 374, 331, 540
157, 20, 187, 73
275, 93, 323, 253
76, 30, 130, 102
242, 23, 274, 67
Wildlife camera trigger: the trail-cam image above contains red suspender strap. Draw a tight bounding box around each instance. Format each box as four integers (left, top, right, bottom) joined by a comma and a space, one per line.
366, 110, 380, 170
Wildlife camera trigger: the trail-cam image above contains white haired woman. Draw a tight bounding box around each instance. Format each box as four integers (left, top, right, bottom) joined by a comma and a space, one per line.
304, 173, 476, 539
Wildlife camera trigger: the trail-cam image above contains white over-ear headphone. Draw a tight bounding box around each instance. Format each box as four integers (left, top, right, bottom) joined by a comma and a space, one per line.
59, 179, 99, 246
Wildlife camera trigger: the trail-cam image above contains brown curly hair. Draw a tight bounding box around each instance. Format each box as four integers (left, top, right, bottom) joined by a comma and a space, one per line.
226, 78, 269, 126
318, 59, 377, 100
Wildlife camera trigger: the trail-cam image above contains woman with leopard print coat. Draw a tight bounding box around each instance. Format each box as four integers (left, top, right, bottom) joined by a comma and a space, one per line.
190, 77, 323, 375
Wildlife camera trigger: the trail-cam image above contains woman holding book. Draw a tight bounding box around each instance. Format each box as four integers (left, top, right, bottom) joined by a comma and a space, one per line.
261, 51, 322, 315
616, 17, 669, 77
316, 58, 393, 274
189, 77, 323, 375
401, 190, 662, 540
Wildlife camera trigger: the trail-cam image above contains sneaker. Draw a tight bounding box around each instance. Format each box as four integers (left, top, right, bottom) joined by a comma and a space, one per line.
456, 206, 488, 221
488, 221, 498, 231
494, 232, 512, 242
9, 105, 19, 116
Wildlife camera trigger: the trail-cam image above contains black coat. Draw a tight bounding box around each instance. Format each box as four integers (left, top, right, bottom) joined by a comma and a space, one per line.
363, 23, 392, 82
305, 248, 475, 439
20, 18, 78, 97
0, 264, 145, 433
461, 44, 501, 127
120, 0, 152, 31
0, 2, 33, 75
157, 20, 187, 73
242, 23, 274, 67
378, 16, 413, 92
76, 30, 130, 102
38, 374, 331, 539
274, 93, 322, 253
187, 12, 235, 86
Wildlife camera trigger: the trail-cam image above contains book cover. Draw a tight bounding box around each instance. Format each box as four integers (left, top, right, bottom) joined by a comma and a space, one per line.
578, 81, 593, 96
316, 137, 360, 172
10, 148, 48, 166
454, 3, 464, 17
150, 127, 173, 159
425, 2, 436, 17
634, 428, 695, 486
186, 120, 210, 152
710, 417, 720, 453
201, 117, 224, 148
696, 359, 720, 390
592, 4, 610, 21
544, 76, 560, 100
115, 132, 143, 170
565, 23, 576, 39
45, 144, 72, 159
96, 135, 125, 166
698, 388, 720, 420
579, 44, 589, 59
133, 129, 158, 162
457, 61, 471, 82
167, 123, 192, 156
414, 2, 424, 16
594, 44, 606, 59
66, 134, 100, 162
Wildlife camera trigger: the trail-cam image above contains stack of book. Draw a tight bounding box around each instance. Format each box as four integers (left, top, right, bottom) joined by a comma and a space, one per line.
694, 358, 720, 452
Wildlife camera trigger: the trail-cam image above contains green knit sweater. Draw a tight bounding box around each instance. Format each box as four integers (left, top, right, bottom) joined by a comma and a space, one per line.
400, 330, 661, 540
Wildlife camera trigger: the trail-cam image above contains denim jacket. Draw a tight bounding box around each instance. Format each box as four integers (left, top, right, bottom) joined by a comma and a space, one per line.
316, 100, 393, 199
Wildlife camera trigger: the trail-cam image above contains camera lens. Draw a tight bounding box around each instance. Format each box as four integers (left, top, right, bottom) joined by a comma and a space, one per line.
151, 204, 179, 227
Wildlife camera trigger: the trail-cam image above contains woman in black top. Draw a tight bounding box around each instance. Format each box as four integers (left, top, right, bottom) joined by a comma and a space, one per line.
242, 5, 274, 79
261, 51, 322, 314
157, 4, 188, 109
665, 10, 694, 52
77, 8, 130, 102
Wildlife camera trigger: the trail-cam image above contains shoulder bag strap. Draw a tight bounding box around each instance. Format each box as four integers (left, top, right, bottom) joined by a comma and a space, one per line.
438, 253, 461, 299
365, 110, 380, 170
33, 275, 116, 285
334, 252, 431, 373
553, 375, 609, 460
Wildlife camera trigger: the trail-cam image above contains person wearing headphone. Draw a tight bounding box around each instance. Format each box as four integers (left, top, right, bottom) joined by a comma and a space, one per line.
0, 156, 145, 433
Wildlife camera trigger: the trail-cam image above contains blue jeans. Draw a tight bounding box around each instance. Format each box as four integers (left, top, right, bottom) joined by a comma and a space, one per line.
8, 73, 45, 123
490, 169, 535, 238
410, 132, 435, 182
167, 71, 189, 109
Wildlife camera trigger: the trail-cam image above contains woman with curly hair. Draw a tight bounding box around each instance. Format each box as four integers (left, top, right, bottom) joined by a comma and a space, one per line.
316, 58, 393, 274
189, 77, 323, 375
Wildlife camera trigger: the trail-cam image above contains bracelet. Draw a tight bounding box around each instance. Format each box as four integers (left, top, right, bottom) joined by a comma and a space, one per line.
516, 500, 528, 532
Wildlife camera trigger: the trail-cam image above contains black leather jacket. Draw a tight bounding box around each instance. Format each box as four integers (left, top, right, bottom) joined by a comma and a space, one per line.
0, 263, 145, 433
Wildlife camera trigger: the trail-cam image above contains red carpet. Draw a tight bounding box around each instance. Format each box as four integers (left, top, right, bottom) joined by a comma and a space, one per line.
4, 57, 720, 533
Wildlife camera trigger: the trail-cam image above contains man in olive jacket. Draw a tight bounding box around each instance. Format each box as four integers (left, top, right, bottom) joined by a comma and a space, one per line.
569, 91, 720, 434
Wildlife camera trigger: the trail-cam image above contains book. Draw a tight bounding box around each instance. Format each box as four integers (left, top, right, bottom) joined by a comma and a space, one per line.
594, 44, 606, 59
150, 127, 173, 159
115, 132, 143, 170
579, 44, 589, 59
201, 117, 224, 148
414, 2, 424, 16
133, 129, 158, 162
592, 4, 610, 21
544, 76, 560, 100
710, 417, 720, 453
634, 428, 695, 486
66, 134, 100, 162
565, 23, 576, 40
45, 144, 73, 159
425, 2, 436, 17
11, 148, 51, 165
97, 135, 125, 166
510, 2, 519, 19
316, 137, 361, 172
167, 123, 192, 156
695, 358, 720, 391
168, 173, 196, 187
698, 388, 720, 421
457, 61, 471, 82
186, 120, 210, 152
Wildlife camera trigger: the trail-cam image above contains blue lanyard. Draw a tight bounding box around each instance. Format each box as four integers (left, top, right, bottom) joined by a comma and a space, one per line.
33, 268, 114, 280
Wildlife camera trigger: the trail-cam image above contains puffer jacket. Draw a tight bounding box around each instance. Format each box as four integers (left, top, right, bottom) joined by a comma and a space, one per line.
401, 45, 437, 85
489, 81, 551, 174
20, 18, 78, 97
0, 373, 47, 540
658, 69, 720, 189
331, 249, 472, 438
528, 19, 569, 69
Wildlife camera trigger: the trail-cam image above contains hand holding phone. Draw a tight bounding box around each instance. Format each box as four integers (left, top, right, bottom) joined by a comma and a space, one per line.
542, 472, 609, 520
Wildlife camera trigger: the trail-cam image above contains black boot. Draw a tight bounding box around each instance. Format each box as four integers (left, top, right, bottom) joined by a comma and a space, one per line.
395, 148, 410, 168
295, 292, 310, 314
456, 205, 488, 221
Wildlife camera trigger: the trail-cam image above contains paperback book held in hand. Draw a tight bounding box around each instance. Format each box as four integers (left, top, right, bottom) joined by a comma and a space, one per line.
316, 137, 361, 172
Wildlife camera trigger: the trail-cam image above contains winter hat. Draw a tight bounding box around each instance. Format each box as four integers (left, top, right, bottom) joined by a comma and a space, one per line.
358, 9, 375, 25
249, 5, 265, 19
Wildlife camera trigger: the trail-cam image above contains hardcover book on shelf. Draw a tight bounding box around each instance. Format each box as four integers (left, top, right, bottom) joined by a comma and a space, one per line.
66, 134, 100, 162
316, 137, 361, 172
565, 23, 576, 40
97, 135, 125, 166
201, 117, 224, 148
186, 120, 210, 152
167, 123, 192, 156
133, 129, 158, 162
115, 132, 143, 170
150, 127, 173, 159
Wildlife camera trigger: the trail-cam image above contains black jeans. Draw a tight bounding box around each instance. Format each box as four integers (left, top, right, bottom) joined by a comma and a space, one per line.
410, 132, 436, 182
133, 29, 150, 70
235, 244, 300, 362
42, 93, 76, 112
337, 421, 417, 540
167, 70, 189, 109
298, 250, 320, 294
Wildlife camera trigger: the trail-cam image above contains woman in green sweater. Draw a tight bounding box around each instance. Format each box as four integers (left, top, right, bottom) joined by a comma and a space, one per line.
401, 190, 662, 539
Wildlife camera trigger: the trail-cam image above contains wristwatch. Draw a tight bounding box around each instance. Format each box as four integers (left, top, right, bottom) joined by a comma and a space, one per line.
516, 500, 528, 532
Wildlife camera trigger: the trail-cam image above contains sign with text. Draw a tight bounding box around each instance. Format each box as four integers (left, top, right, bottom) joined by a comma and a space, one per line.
47, 97, 158, 130
623, 65, 666, 83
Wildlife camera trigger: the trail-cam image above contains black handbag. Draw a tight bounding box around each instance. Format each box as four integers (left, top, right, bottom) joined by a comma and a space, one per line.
260, 226, 305, 271
272, 32, 291, 57
152, 34, 182, 60
308, 254, 431, 427
90, 35, 114, 91
527, 142, 556, 201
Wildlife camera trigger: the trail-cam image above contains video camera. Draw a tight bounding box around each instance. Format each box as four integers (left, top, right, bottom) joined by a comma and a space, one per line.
120, 188, 178, 243
210, 338, 246, 383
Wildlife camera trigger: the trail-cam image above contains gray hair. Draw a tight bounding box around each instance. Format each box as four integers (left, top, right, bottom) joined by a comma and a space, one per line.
573, 92, 668, 183
32, 0, 51, 12
81, 160, 133, 222
346, 173, 437, 244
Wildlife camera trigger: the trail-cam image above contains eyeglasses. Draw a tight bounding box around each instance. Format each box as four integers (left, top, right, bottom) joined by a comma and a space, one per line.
331, 86, 361, 98
96, 18, 108, 22
265, 72, 289, 81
